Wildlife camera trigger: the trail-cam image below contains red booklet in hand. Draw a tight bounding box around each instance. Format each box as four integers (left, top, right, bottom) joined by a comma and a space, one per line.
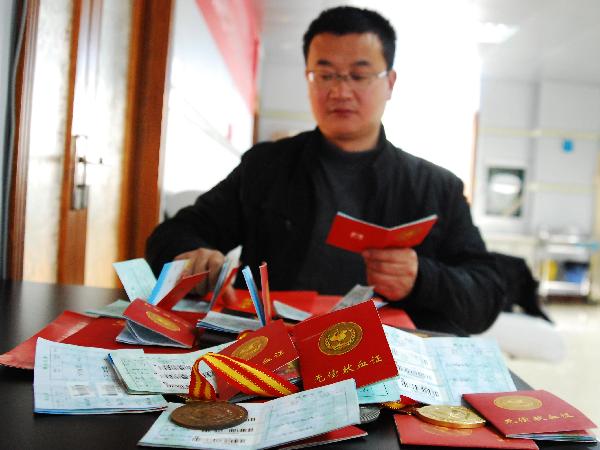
463, 390, 597, 437
291, 301, 397, 390
120, 299, 197, 348
394, 415, 538, 449
326, 212, 437, 253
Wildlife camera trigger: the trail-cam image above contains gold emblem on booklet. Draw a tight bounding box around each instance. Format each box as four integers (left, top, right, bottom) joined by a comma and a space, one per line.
395, 229, 417, 241
415, 405, 486, 429
420, 423, 474, 437
493, 394, 543, 411
145, 311, 180, 332
318, 322, 363, 355
170, 401, 248, 430
231, 336, 269, 360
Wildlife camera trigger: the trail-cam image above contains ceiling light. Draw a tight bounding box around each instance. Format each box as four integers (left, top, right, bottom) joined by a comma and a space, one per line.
476, 22, 518, 44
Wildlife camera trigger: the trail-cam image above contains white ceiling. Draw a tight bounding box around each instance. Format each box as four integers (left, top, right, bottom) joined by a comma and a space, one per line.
259, 0, 600, 84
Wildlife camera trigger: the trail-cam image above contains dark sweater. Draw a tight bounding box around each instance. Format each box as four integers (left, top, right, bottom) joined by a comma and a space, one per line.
146, 128, 505, 335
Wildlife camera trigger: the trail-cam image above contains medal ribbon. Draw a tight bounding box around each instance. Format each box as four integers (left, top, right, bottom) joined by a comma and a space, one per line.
189, 352, 299, 401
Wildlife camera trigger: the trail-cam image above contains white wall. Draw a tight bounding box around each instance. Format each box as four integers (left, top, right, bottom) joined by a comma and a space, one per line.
161, 0, 254, 208
475, 78, 600, 240
530, 81, 600, 236
474, 79, 537, 235
257, 1, 480, 193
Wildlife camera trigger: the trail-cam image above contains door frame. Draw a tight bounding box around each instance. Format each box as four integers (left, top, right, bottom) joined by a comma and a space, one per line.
7, 0, 39, 281
8, 0, 173, 282
119, 0, 173, 263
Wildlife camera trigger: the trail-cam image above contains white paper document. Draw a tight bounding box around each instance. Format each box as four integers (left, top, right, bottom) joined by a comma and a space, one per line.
171, 299, 211, 313
148, 260, 189, 304
273, 301, 312, 322
33, 338, 167, 414
197, 311, 262, 333
356, 377, 401, 404
113, 258, 157, 301
109, 342, 233, 394
382, 326, 516, 405
206, 257, 237, 311
138, 379, 360, 450
85, 299, 130, 318
330, 284, 374, 311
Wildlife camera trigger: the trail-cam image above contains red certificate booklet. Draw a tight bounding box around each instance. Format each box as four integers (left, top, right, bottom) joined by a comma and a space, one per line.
394, 415, 539, 449
216, 319, 299, 400
121, 299, 197, 348
463, 390, 597, 437
326, 212, 437, 253
155, 271, 208, 311
219, 320, 298, 372
291, 301, 397, 390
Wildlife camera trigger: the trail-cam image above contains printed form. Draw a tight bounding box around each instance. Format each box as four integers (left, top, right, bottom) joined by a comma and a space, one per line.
108, 342, 232, 394
365, 326, 516, 405
33, 338, 167, 414
139, 379, 360, 450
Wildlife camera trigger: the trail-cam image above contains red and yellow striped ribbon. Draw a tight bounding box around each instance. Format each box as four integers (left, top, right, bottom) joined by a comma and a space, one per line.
188, 352, 299, 401
189, 357, 217, 400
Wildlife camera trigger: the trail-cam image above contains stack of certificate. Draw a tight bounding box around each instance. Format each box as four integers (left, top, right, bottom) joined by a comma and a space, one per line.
138, 379, 361, 450
108, 343, 232, 395
33, 338, 167, 414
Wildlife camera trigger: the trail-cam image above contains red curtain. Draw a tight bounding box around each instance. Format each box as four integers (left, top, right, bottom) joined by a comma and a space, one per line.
195, 0, 262, 113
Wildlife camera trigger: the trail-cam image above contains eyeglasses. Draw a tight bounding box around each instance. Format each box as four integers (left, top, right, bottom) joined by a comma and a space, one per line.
306, 69, 388, 90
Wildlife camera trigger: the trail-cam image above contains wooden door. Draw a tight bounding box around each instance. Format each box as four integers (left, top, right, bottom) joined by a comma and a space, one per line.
57, 0, 101, 284
9, 0, 172, 285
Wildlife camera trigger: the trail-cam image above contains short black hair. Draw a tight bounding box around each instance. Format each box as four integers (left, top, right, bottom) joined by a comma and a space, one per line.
303, 6, 396, 69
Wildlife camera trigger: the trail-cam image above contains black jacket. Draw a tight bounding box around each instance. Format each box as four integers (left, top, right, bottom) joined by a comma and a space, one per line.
146, 129, 505, 335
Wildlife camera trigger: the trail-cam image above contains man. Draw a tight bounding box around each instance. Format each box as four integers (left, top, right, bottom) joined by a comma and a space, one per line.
146, 6, 504, 335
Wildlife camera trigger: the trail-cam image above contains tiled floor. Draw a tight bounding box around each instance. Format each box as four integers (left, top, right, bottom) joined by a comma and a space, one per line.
504, 301, 600, 435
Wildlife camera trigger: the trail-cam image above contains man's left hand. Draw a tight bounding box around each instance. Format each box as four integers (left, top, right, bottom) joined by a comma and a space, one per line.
362, 248, 418, 301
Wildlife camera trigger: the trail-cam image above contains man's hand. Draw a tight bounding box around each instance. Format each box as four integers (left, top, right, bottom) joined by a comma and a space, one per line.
362, 248, 418, 301
174, 248, 236, 304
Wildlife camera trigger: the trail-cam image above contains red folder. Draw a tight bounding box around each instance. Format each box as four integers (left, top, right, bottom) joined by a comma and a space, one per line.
326, 212, 437, 253
291, 301, 397, 389
0, 311, 94, 369
224, 290, 320, 315
394, 415, 538, 449
378, 306, 416, 329
275, 292, 333, 316
223, 290, 416, 329
463, 390, 597, 436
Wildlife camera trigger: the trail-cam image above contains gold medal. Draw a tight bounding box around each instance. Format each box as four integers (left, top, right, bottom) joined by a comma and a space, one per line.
381, 401, 406, 411
415, 405, 486, 429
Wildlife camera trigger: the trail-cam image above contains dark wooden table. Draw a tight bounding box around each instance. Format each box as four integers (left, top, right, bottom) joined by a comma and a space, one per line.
0, 280, 597, 450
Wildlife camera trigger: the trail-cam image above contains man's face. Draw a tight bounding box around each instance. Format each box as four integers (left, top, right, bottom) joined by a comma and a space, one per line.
306, 32, 396, 151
